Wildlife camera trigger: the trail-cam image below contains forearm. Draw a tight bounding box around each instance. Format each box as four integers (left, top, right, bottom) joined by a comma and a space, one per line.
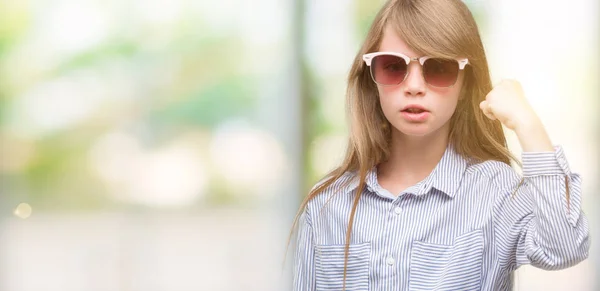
514, 117, 554, 152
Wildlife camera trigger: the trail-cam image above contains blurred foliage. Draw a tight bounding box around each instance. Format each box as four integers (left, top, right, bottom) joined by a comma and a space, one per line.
354, 0, 385, 40
0, 1, 29, 123
19, 130, 112, 211
0, 2, 260, 211
52, 41, 140, 74
150, 76, 255, 129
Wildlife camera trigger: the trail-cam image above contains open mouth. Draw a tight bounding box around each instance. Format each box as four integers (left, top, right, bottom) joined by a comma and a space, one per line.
400, 106, 430, 122
402, 108, 427, 113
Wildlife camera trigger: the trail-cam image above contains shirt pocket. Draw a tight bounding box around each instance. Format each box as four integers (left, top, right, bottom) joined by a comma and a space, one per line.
314, 242, 371, 291
409, 229, 484, 291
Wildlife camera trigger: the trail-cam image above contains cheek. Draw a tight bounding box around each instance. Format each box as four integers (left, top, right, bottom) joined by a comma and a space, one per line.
377, 86, 402, 111
428, 87, 462, 114
428, 81, 462, 101
379, 85, 398, 96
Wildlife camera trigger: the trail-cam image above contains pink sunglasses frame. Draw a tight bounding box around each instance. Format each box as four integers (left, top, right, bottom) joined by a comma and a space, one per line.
362, 52, 469, 87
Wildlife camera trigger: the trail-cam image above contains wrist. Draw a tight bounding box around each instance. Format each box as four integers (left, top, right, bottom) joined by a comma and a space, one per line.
514, 115, 543, 136
514, 117, 554, 152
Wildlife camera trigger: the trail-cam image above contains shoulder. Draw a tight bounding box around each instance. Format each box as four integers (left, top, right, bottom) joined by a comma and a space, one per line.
466, 159, 522, 193
304, 171, 358, 213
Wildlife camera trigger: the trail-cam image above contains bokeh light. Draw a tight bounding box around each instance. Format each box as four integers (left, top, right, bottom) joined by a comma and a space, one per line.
13, 203, 33, 219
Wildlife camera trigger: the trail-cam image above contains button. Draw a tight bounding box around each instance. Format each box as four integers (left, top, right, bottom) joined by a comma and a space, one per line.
386, 256, 395, 266
394, 207, 402, 215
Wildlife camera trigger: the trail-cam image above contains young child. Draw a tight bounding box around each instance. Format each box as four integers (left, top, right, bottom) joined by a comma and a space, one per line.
291, 0, 590, 290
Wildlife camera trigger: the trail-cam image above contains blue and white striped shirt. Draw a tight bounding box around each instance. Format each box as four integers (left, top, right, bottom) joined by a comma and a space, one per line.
293, 145, 590, 291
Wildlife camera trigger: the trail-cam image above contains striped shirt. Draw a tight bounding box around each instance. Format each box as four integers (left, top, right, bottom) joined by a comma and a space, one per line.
293, 145, 590, 291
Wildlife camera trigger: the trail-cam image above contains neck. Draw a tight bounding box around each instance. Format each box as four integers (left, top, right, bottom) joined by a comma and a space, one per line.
378, 125, 450, 182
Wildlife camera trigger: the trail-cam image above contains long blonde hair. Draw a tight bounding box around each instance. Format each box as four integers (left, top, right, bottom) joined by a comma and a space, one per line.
289, 0, 518, 289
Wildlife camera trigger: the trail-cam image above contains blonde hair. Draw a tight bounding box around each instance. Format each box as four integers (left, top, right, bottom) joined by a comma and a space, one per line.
289, 0, 519, 289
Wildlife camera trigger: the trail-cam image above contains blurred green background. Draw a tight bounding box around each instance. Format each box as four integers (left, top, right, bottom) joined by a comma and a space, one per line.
0, 0, 597, 290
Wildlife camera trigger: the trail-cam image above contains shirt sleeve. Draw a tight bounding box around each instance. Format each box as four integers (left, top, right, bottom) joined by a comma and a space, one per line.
493, 146, 590, 270
293, 207, 316, 291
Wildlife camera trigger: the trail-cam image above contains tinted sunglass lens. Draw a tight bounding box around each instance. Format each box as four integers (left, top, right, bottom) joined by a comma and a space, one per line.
371, 55, 408, 85
423, 58, 460, 87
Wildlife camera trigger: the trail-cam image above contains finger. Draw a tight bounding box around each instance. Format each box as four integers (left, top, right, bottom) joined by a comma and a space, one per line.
479, 101, 496, 120
479, 100, 488, 110
483, 110, 496, 120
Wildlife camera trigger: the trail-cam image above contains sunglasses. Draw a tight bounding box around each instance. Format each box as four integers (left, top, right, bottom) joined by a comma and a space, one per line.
362, 52, 469, 88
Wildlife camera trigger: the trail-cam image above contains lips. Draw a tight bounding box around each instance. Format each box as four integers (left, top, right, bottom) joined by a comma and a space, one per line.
400, 105, 430, 122
401, 105, 429, 113
403, 108, 426, 113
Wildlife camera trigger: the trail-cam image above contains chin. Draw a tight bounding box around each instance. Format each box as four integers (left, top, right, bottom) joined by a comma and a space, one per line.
399, 130, 432, 137
395, 124, 434, 137
393, 120, 449, 138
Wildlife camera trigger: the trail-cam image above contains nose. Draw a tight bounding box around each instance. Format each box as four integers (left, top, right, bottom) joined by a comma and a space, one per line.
403, 62, 426, 97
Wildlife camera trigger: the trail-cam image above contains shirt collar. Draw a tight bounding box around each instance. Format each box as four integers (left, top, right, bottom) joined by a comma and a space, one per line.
422, 144, 468, 198
346, 145, 468, 199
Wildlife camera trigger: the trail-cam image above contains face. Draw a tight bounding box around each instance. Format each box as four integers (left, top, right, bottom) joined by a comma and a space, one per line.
374, 25, 465, 138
